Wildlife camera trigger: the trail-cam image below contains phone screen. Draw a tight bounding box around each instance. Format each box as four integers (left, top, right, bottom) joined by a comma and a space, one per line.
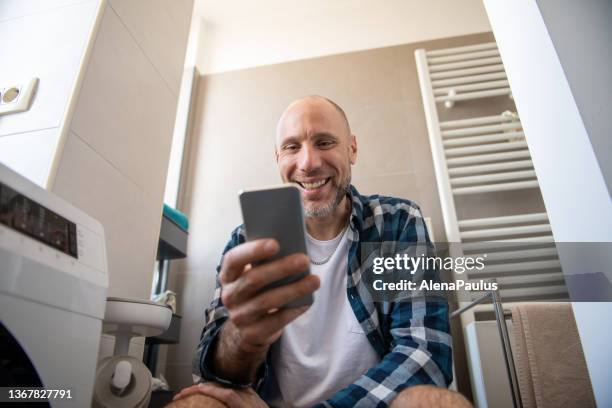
239, 184, 312, 307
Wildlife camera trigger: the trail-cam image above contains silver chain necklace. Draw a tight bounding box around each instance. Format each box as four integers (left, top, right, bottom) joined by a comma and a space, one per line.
310, 226, 348, 265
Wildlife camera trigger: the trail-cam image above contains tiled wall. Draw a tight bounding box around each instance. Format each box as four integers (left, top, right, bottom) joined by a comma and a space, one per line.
52, 0, 193, 301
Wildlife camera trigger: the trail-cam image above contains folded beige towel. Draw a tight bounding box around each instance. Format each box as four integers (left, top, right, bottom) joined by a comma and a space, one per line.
511, 303, 596, 408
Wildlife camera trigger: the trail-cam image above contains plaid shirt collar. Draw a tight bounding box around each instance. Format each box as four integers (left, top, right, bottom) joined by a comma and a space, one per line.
347, 184, 364, 232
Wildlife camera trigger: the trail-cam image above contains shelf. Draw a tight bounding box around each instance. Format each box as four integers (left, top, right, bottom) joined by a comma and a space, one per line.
157, 214, 188, 260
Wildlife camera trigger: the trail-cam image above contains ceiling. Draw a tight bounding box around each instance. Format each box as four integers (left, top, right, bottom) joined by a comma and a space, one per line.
191, 0, 492, 73
194, 0, 358, 26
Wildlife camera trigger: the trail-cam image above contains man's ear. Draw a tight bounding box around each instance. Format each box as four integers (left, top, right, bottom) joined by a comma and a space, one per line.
274, 144, 279, 162
349, 134, 358, 165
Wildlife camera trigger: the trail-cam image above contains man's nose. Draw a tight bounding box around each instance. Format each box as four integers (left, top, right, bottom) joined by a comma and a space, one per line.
297, 145, 322, 172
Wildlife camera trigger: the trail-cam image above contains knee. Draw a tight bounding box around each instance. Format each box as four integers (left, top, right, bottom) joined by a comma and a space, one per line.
390, 385, 472, 408
164, 393, 227, 408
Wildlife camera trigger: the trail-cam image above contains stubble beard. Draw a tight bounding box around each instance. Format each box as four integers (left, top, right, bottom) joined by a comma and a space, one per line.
304, 173, 351, 218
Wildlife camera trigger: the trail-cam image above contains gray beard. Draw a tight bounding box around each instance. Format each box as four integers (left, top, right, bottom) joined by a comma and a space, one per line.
304, 175, 351, 218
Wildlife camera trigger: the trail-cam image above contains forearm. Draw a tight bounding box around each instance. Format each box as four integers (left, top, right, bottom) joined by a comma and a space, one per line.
211, 321, 268, 383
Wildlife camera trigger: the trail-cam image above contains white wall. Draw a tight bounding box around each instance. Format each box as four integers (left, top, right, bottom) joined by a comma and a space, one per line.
536, 0, 612, 193
483, 1, 612, 406
0, 0, 102, 187
195, 0, 492, 74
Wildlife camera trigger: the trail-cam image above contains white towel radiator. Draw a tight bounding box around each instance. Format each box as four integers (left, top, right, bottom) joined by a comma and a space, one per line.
414, 42, 568, 313
415, 41, 568, 408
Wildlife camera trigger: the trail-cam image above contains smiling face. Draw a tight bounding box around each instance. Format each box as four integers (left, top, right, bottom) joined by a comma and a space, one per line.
276, 97, 357, 218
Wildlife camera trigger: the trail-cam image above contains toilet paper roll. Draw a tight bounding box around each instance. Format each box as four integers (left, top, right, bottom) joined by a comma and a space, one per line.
93, 356, 152, 408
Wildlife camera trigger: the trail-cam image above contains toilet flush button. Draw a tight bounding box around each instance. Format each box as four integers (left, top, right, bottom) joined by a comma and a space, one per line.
0, 78, 39, 116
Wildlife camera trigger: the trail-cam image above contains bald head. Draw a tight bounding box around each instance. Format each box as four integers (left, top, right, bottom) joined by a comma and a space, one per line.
276, 96, 351, 146
275, 95, 358, 218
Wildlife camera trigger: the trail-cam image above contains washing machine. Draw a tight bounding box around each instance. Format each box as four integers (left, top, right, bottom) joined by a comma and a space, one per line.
0, 162, 108, 407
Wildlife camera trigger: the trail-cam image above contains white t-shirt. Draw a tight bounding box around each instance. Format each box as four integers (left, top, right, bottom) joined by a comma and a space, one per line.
266, 228, 381, 408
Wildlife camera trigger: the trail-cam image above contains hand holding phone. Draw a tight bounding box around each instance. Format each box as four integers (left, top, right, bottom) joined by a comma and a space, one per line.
239, 184, 314, 308
214, 185, 319, 369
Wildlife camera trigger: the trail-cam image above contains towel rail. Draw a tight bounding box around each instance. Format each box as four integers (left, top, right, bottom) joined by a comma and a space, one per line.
471, 260, 561, 275
448, 160, 533, 176
426, 42, 498, 57
471, 247, 557, 261
440, 113, 521, 129
460, 236, 555, 252
428, 49, 500, 64
433, 72, 508, 88
445, 141, 527, 157
451, 170, 536, 186
458, 212, 548, 228
440, 114, 518, 128
434, 80, 510, 95
460, 224, 551, 239
453, 180, 539, 195
430, 64, 505, 80
443, 131, 524, 147
429, 57, 503, 72
436, 88, 512, 103
447, 150, 531, 166
442, 122, 521, 137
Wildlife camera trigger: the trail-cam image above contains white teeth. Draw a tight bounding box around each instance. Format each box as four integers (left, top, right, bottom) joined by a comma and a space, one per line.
302, 179, 327, 189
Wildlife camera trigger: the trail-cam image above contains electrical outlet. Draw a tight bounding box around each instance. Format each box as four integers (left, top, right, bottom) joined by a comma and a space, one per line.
0, 78, 39, 116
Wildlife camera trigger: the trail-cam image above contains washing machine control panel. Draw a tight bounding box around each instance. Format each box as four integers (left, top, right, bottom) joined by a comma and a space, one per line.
0, 163, 107, 292
0, 181, 78, 258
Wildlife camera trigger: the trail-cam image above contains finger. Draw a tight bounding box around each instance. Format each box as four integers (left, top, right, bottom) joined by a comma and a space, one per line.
168, 394, 227, 408
193, 384, 243, 408
172, 384, 206, 400
229, 274, 319, 327
172, 383, 233, 404
238, 304, 312, 348
220, 239, 279, 284
221, 253, 309, 308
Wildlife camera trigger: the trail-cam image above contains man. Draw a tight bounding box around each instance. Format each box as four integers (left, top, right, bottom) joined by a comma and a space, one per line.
170, 96, 469, 407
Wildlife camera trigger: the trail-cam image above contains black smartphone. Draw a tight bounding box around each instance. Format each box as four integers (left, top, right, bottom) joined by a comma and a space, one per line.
239, 184, 313, 308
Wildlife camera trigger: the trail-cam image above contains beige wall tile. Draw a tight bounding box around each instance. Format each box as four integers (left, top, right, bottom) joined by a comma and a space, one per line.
52, 131, 161, 300
70, 4, 177, 201
354, 172, 420, 200
350, 103, 414, 178
107, 0, 194, 96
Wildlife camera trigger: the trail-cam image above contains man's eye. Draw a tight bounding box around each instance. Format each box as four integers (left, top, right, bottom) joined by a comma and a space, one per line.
318, 140, 335, 148
283, 144, 299, 151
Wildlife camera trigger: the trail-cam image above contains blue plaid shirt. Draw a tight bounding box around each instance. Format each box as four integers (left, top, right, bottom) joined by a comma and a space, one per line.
194, 185, 453, 407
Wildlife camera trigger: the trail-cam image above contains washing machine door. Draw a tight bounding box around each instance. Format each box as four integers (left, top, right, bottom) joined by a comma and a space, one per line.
0, 321, 50, 407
